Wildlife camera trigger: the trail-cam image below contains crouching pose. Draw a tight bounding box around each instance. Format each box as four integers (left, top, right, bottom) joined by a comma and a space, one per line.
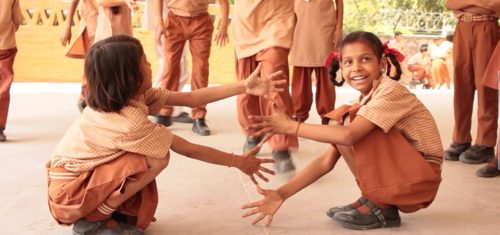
47, 35, 284, 234
241, 31, 442, 230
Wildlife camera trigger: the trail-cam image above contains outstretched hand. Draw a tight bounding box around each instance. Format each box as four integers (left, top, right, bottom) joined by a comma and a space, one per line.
238, 146, 276, 185
241, 186, 284, 226
245, 64, 287, 100
248, 104, 298, 138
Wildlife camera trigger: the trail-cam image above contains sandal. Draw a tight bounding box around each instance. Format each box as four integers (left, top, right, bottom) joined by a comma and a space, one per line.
326, 197, 367, 218
332, 200, 401, 230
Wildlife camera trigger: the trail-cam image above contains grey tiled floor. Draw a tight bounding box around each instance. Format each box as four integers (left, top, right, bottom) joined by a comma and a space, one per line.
0, 83, 498, 235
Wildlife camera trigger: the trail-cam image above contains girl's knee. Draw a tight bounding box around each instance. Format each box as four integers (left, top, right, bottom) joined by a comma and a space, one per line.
147, 152, 170, 172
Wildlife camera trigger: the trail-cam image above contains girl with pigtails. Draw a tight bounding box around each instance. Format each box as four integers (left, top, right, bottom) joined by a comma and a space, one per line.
241, 31, 443, 230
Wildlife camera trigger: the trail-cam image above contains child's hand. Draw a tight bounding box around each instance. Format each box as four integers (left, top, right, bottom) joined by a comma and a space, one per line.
155, 23, 165, 45
237, 146, 275, 185
241, 185, 283, 226
214, 27, 229, 47
245, 63, 287, 101
60, 28, 72, 47
248, 104, 298, 137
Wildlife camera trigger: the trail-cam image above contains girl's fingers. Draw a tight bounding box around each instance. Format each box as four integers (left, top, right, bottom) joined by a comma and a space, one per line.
242, 208, 260, 217
259, 166, 276, 174
248, 115, 264, 121
241, 201, 260, 210
271, 88, 285, 93
255, 172, 269, 182
266, 216, 274, 227
250, 175, 258, 185
272, 79, 287, 85
252, 213, 267, 225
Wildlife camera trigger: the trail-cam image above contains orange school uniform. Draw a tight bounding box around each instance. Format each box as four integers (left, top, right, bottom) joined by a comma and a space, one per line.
325, 77, 442, 212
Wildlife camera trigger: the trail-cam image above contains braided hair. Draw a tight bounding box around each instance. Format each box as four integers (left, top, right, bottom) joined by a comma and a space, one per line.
328, 31, 403, 86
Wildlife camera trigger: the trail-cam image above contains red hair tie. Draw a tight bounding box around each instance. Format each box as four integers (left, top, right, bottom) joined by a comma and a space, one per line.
324, 51, 341, 68
382, 42, 405, 62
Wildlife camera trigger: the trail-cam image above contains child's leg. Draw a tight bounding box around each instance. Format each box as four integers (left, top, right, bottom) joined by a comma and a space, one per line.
105, 154, 170, 208
187, 14, 214, 120
314, 67, 335, 124
0, 48, 17, 133
236, 55, 265, 138
159, 12, 188, 117
291, 66, 313, 122
256, 47, 298, 151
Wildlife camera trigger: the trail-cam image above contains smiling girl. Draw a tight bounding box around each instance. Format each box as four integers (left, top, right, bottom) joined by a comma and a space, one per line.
241, 31, 443, 230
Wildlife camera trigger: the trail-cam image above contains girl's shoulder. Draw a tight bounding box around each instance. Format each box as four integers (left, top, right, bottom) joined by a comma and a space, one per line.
376, 76, 409, 94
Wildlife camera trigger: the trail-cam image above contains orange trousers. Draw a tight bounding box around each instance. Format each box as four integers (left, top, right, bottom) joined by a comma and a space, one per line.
159, 12, 214, 119
0, 48, 17, 130
47, 153, 158, 229
236, 47, 298, 151
452, 19, 499, 147
431, 58, 450, 89
326, 105, 442, 213
291, 66, 335, 124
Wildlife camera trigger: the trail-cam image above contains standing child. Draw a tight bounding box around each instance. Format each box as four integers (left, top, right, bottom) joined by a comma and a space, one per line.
429, 36, 453, 89
143, 0, 193, 126
444, 0, 499, 164
60, 0, 99, 111
0, 0, 22, 141
232, 0, 298, 173
47, 35, 284, 234
476, 41, 500, 178
154, 0, 229, 136
290, 0, 342, 124
241, 31, 442, 230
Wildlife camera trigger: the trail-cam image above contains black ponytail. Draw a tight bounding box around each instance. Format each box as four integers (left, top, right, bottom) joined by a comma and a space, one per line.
328, 57, 345, 86
385, 53, 402, 81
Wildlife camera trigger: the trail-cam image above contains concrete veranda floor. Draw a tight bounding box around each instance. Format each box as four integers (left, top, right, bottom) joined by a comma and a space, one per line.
0, 83, 499, 235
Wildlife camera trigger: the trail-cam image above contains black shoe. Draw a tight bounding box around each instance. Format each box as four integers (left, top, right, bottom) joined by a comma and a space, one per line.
192, 118, 210, 136
272, 150, 295, 173
72, 219, 144, 235
326, 198, 367, 218
443, 142, 471, 161
332, 201, 401, 230
77, 99, 87, 113
0, 129, 6, 142
172, 112, 194, 123
476, 161, 500, 178
243, 136, 262, 153
155, 115, 172, 127
459, 145, 495, 164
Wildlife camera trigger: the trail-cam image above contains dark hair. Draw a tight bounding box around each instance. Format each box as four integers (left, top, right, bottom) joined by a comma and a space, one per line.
84, 35, 145, 113
394, 31, 402, 36
419, 44, 429, 52
328, 31, 403, 86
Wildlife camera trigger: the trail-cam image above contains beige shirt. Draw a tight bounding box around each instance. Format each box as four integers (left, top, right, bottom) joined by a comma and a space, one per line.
357, 77, 444, 162
290, 0, 340, 67
79, 0, 99, 39
168, 0, 209, 17
232, 0, 295, 59
51, 88, 174, 172
446, 0, 500, 17
0, 0, 22, 50
94, 4, 133, 43
430, 41, 453, 60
